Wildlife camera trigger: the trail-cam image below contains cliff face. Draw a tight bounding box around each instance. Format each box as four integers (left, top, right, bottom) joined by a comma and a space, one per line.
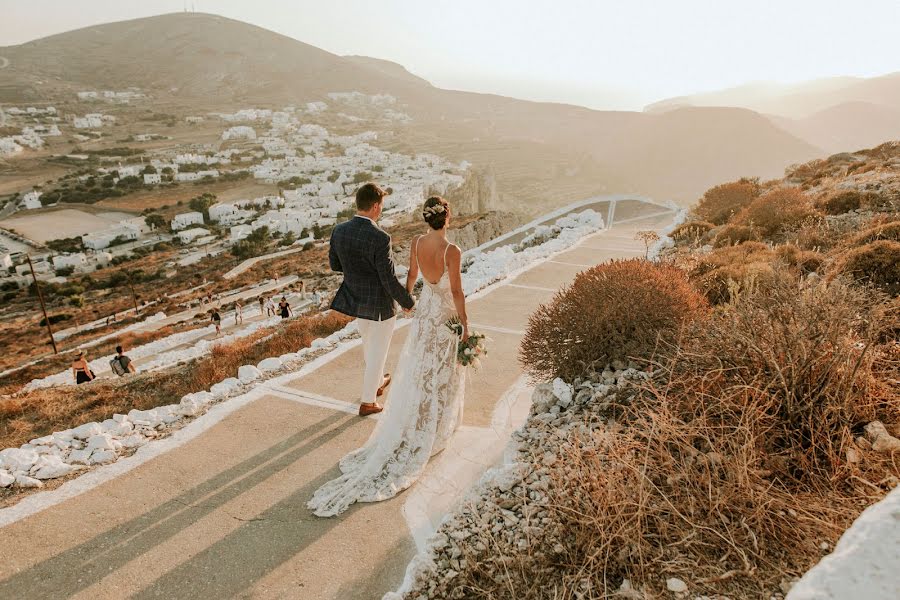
438, 169, 500, 216
448, 211, 525, 252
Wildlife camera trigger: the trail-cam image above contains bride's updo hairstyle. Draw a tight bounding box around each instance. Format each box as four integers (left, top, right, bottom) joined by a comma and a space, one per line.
422, 196, 450, 230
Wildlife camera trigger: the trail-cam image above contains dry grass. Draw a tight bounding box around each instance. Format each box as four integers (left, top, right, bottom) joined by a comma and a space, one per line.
467, 276, 899, 599
735, 187, 819, 239
830, 240, 900, 296
520, 259, 708, 381
694, 180, 760, 225
690, 242, 776, 304
0, 311, 350, 449
712, 223, 757, 248
670, 220, 714, 245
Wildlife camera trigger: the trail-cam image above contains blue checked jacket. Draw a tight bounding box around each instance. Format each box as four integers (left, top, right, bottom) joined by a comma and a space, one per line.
328, 216, 415, 321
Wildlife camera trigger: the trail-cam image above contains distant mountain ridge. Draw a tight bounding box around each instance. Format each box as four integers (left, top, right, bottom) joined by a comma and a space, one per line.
0, 12, 827, 207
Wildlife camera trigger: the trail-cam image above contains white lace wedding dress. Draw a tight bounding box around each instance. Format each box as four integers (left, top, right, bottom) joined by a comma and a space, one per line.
307, 249, 465, 517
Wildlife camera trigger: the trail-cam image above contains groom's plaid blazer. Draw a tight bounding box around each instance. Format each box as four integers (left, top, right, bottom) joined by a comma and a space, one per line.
328, 216, 415, 321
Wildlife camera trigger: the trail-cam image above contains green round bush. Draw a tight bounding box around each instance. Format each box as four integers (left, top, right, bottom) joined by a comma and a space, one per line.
835, 240, 900, 296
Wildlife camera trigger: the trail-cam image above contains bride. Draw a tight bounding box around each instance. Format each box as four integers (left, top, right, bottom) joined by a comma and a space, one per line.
308, 196, 469, 517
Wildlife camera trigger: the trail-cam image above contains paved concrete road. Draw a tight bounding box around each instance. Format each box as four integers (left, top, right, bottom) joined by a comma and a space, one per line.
0, 210, 675, 599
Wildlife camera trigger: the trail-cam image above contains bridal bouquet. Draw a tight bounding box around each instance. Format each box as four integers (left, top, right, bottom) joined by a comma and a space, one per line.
446, 316, 489, 369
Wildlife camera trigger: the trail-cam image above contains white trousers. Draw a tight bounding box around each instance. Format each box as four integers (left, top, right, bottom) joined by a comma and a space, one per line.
356, 316, 396, 404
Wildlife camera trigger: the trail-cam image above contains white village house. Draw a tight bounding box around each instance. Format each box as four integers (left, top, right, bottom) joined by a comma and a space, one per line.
176, 227, 210, 244
22, 190, 42, 210
51, 253, 88, 272
143, 173, 162, 185
171, 211, 205, 231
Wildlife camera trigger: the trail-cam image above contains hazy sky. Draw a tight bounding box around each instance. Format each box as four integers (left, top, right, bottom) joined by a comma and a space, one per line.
2, 0, 899, 110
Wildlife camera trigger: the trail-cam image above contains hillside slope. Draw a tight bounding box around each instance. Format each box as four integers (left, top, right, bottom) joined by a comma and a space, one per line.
0, 12, 823, 206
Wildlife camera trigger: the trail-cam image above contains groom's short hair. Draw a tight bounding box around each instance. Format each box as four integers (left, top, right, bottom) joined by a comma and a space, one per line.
356, 182, 389, 211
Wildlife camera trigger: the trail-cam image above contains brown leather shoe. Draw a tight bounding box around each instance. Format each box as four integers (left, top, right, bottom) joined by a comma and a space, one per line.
358, 402, 383, 417
376, 373, 392, 398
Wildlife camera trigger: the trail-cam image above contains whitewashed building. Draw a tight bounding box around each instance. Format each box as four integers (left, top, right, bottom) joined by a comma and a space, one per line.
171, 211, 205, 231
222, 126, 257, 141
174, 172, 201, 182
143, 173, 162, 185
230, 225, 253, 241
117, 165, 141, 178
22, 190, 42, 210
176, 227, 209, 244
52, 253, 88, 272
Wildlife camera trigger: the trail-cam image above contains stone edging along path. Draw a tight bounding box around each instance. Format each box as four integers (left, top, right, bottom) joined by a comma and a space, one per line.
0, 205, 676, 599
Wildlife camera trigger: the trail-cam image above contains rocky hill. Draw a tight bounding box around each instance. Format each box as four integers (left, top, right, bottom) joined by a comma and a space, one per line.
0, 13, 828, 207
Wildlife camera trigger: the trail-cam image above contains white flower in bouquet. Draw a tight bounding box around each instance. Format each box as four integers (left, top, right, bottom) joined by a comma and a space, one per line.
471, 358, 482, 370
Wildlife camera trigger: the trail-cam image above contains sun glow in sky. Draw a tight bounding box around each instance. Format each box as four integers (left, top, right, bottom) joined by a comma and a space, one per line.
2, 0, 899, 110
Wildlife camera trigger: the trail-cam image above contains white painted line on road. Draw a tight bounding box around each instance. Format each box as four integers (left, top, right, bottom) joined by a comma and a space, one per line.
506, 283, 556, 292
469, 323, 526, 336
547, 260, 594, 268
264, 385, 360, 416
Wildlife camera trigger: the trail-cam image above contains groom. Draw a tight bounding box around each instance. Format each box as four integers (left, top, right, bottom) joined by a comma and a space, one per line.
328, 182, 415, 416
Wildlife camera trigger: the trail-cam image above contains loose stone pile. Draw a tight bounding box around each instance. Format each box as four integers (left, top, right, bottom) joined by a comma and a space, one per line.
389, 361, 651, 600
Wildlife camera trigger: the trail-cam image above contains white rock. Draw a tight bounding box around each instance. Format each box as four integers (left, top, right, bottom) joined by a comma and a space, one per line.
53, 429, 76, 441
119, 434, 147, 449
193, 390, 216, 404
101, 418, 133, 437
89, 449, 117, 465
0, 470, 14, 487
31, 435, 56, 446
86, 434, 116, 452
67, 448, 93, 464
257, 357, 282, 372
208, 383, 228, 397
666, 577, 688, 593
788, 485, 900, 600
238, 364, 262, 383
127, 409, 156, 426
71, 422, 103, 440
155, 406, 181, 425
178, 397, 203, 416
865, 421, 900, 453
0, 448, 39, 473
278, 353, 298, 363
31, 455, 75, 480
15, 474, 43, 488
112, 413, 129, 423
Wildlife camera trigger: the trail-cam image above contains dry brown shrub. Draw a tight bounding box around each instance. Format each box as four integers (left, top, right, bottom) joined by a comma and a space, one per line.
831, 240, 900, 296
847, 220, 900, 247
734, 187, 818, 238
671, 220, 715, 245
520, 260, 708, 381
817, 190, 863, 215
540, 276, 899, 597
712, 223, 757, 248
694, 180, 760, 225
774, 244, 825, 275
690, 242, 776, 304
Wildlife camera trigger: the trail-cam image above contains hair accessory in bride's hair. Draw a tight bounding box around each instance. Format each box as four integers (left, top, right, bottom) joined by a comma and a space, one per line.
423, 204, 447, 218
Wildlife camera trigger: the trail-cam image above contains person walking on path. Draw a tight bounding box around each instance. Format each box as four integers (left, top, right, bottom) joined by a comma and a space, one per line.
211, 309, 222, 336
324, 182, 415, 418
265, 297, 277, 317
72, 350, 95, 385
278, 296, 292, 319
234, 300, 243, 325
110, 345, 136, 376
258, 296, 265, 316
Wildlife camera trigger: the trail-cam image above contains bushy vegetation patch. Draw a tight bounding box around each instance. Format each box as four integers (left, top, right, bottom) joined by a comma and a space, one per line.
520, 259, 708, 381
694, 180, 760, 225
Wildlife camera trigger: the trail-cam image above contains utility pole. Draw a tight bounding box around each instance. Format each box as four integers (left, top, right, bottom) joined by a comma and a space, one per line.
125, 271, 140, 315
27, 255, 58, 354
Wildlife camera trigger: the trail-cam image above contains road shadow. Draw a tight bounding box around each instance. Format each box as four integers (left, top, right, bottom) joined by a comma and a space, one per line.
0, 411, 354, 599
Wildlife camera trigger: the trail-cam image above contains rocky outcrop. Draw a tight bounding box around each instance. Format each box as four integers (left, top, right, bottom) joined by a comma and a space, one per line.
448, 211, 525, 252
436, 168, 499, 216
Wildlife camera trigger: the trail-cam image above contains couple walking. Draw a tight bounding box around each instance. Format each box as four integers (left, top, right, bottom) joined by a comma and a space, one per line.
307, 183, 469, 517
